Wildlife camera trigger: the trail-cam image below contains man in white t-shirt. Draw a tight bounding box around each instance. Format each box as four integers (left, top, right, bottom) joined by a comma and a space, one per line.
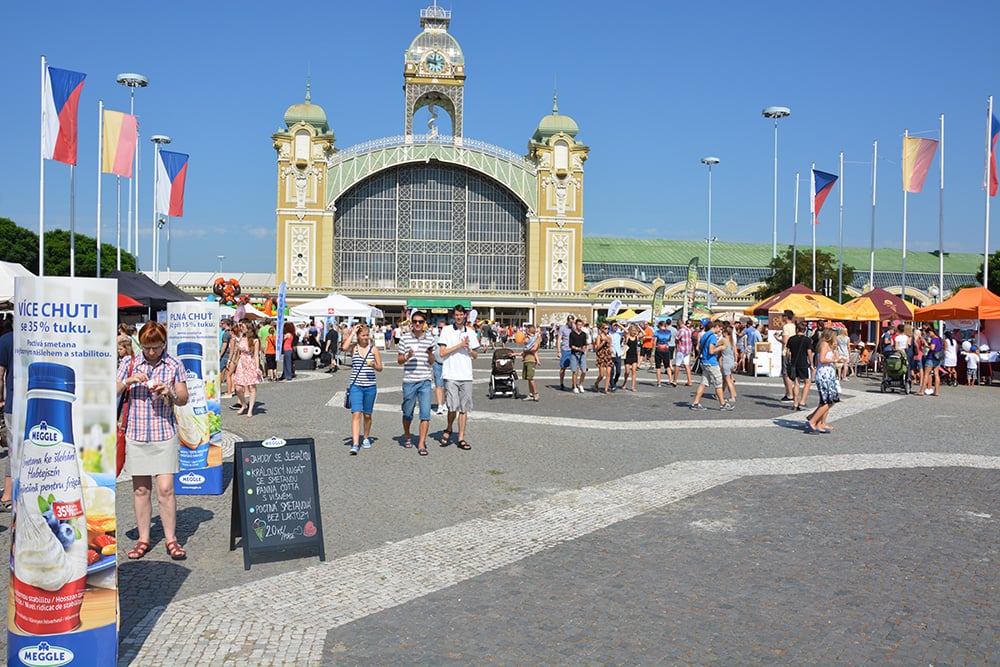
439, 305, 480, 450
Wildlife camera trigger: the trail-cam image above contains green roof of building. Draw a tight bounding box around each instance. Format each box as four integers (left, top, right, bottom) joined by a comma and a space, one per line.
582, 237, 983, 275
284, 82, 329, 133
531, 95, 580, 144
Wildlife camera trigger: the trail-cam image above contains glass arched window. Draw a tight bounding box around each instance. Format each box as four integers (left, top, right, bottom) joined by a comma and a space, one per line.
334, 163, 527, 291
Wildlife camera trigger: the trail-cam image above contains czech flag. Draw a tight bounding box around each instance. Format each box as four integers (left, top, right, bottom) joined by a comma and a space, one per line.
41, 66, 86, 165
989, 113, 999, 197
102, 110, 138, 177
811, 168, 838, 224
155, 150, 189, 217
902, 136, 939, 193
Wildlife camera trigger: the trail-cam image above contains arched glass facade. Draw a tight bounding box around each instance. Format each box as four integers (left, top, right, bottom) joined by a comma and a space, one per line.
334, 163, 527, 291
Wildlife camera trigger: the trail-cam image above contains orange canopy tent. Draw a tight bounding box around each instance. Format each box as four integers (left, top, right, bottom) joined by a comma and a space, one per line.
841, 287, 914, 321
763, 292, 854, 321
743, 284, 820, 316
913, 287, 1000, 321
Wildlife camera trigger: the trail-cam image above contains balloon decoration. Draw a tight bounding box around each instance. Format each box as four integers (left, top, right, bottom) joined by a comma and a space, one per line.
212, 277, 242, 306
262, 296, 276, 316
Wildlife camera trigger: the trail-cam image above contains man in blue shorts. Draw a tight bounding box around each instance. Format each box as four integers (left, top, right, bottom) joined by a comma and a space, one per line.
397, 311, 436, 455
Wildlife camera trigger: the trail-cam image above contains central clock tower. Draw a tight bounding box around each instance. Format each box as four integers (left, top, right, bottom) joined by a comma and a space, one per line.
403, 4, 465, 137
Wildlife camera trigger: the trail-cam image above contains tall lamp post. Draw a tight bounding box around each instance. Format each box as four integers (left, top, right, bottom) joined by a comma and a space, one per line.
150, 134, 172, 281
217, 255, 225, 274
116, 73, 148, 271
701, 156, 720, 310
762, 106, 791, 263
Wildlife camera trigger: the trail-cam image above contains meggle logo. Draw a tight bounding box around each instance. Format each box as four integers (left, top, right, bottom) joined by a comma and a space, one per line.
179, 473, 206, 485
19, 641, 75, 666
28, 421, 64, 447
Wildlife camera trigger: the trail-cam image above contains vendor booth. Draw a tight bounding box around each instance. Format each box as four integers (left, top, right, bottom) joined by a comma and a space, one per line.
289, 293, 384, 320
914, 287, 1000, 384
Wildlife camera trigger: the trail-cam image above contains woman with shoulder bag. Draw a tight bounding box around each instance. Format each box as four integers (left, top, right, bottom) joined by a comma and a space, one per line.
341, 324, 383, 455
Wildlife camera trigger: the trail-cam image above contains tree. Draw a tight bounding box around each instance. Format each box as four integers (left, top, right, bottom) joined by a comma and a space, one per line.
0, 216, 40, 273
0, 217, 134, 276
755, 246, 856, 303
974, 250, 1000, 296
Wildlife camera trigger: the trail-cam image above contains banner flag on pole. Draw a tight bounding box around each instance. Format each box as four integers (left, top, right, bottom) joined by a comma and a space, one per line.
101, 110, 138, 177
41, 65, 86, 165
155, 150, 189, 216
682, 257, 699, 324
902, 136, 939, 193
989, 113, 999, 197
811, 169, 838, 224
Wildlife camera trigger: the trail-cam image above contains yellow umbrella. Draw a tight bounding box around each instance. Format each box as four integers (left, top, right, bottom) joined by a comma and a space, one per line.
840, 288, 914, 322
766, 292, 853, 321
608, 308, 638, 321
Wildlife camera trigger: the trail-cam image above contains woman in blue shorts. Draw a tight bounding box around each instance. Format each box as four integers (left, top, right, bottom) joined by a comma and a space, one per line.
341, 324, 383, 455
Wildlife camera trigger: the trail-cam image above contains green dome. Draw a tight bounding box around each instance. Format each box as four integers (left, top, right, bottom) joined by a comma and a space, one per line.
284, 81, 329, 133
531, 94, 579, 143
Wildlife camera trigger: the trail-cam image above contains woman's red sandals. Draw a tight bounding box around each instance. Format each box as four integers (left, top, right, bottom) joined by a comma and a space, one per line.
127, 541, 150, 560
165, 540, 187, 560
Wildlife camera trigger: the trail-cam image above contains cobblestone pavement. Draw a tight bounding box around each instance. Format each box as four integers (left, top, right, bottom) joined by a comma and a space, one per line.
2, 350, 998, 665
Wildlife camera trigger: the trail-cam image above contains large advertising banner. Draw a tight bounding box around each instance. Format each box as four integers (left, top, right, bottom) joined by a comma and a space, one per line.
8, 276, 118, 667
167, 301, 223, 495
682, 257, 699, 324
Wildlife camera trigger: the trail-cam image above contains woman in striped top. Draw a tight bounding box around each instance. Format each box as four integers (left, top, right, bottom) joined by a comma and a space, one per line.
342, 324, 383, 454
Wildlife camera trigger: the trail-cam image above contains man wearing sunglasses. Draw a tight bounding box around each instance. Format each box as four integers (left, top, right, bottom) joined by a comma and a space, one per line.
397, 311, 436, 456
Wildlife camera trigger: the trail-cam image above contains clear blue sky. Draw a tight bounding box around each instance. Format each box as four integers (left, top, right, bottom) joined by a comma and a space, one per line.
1, 1, 996, 275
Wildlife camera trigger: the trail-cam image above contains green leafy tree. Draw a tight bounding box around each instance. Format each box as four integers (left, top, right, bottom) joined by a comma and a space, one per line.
974, 250, 1000, 296
755, 246, 855, 303
0, 216, 40, 273
0, 217, 134, 276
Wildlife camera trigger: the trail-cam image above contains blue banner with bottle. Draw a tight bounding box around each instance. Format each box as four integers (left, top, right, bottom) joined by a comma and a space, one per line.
167, 301, 223, 495
8, 276, 118, 666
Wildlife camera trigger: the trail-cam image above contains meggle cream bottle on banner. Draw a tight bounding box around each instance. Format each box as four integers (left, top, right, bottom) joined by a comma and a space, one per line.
169, 300, 224, 495
9, 275, 119, 667
13, 363, 88, 633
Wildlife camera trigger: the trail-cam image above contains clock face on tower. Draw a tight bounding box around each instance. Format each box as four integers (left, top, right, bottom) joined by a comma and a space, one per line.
425, 52, 445, 73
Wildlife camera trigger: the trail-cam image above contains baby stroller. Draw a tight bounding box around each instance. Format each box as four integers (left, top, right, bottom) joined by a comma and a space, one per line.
880, 350, 912, 394
488, 348, 518, 398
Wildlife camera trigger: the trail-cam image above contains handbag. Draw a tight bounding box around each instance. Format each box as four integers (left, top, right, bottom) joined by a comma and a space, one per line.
344, 346, 373, 410
116, 356, 135, 476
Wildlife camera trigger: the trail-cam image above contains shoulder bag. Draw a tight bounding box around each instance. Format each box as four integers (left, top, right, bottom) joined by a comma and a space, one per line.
344, 345, 373, 409
115, 356, 136, 476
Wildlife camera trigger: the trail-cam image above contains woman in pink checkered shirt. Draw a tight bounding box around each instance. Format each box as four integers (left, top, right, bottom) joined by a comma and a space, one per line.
116, 321, 190, 561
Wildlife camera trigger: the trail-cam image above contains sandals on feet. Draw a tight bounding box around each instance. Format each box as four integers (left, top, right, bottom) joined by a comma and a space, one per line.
165, 540, 187, 561
439, 431, 452, 446
127, 541, 150, 560
456, 440, 471, 450
403, 439, 414, 449
417, 447, 429, 456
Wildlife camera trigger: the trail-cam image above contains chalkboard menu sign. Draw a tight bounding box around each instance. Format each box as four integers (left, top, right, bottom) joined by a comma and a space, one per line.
230, 437, 326, 570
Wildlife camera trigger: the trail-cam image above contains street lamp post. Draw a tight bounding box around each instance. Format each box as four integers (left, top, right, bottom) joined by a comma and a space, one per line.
150, 134, 172, 281
116, 73, 148, 270
701, 157, 720, 310
762, 106, 791, 263
217, 255, 225, 274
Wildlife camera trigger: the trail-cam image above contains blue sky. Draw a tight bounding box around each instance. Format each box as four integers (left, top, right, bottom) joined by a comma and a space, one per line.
1, 1, 996, 275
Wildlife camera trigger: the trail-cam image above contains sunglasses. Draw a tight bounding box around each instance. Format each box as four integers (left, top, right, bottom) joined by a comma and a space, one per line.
411, 319, 426, 324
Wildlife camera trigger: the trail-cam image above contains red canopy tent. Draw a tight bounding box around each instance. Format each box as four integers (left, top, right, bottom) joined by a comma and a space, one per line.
118, 294, 144, 309
913, 287, 1000, 321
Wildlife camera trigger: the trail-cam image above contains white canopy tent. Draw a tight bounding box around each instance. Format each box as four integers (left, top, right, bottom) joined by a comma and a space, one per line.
219, 303, 268, 320
289, 293, 384, 319
0, 261, 34, 308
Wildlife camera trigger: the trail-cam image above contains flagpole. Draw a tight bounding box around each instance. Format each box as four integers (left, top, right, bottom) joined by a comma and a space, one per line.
869, 140, 877, 291
986, 96, 994, 291
902, 130, 909, 304
792, 172, 800, 285
838, 151, 844, 302
938, 113, 945, 301
39, 55, 47, 277
97, 100, 103, 277
69, 165, 76, 278
116, 177, 122, 270
810, 163, 817, 291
